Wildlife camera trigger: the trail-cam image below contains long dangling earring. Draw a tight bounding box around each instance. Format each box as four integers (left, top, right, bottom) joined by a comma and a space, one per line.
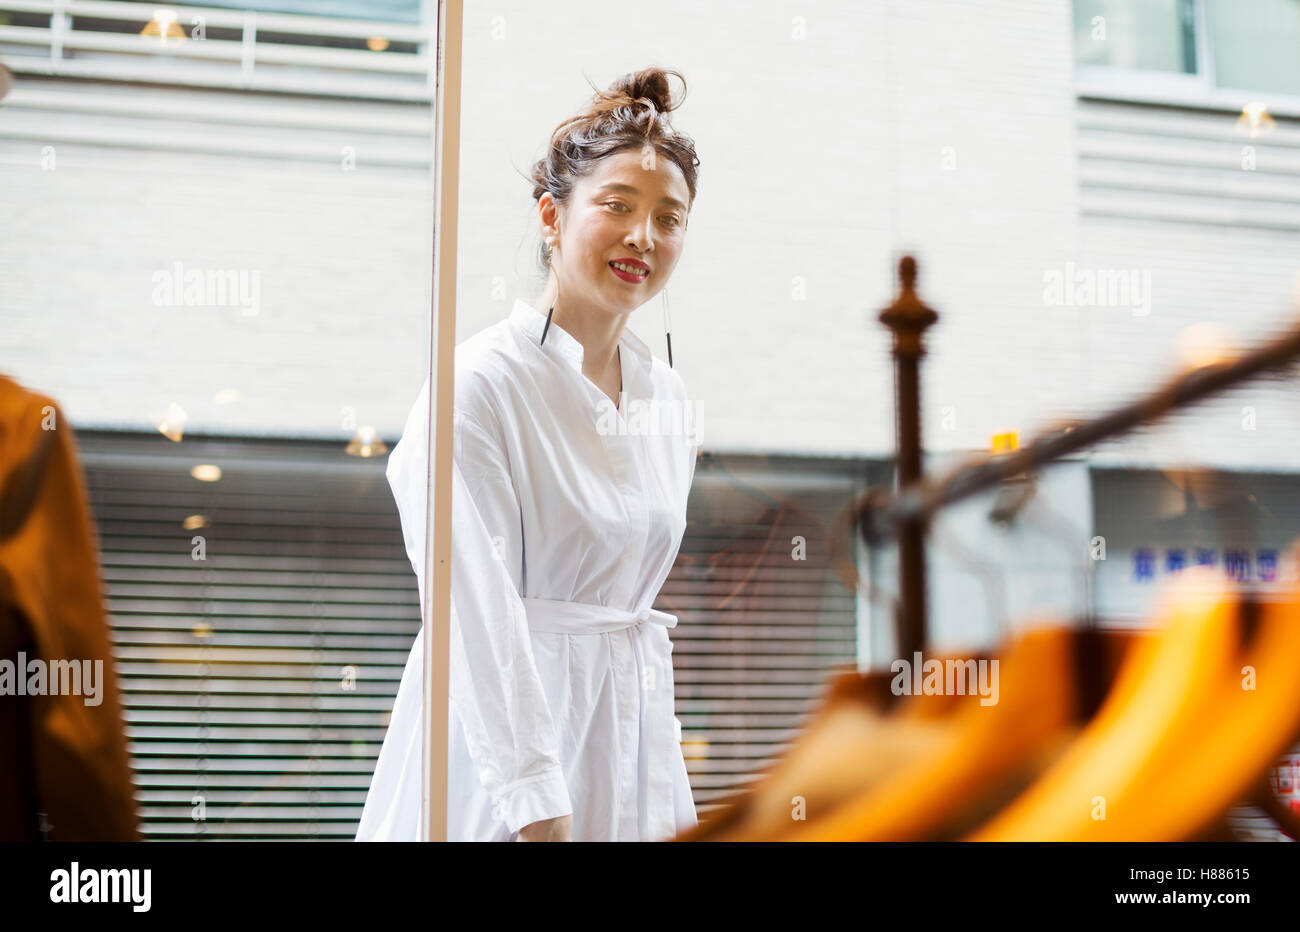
662, 287, 674, 368
541, 304, 554, 346
540, 236, 556, 347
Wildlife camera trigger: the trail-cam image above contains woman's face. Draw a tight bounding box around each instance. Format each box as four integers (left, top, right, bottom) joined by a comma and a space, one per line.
543, 147, 690, 316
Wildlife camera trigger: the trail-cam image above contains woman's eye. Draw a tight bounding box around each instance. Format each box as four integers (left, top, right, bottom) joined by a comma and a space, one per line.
604, 202, 680, 228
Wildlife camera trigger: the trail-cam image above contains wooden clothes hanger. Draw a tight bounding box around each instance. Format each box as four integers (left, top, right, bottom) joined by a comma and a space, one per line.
730, 456, 1119, 841
775, 621, 1139, 842
671, 645, 975, 842
783, 459, 1300, 840
680, 559, 1300, 842
764, 554, 1300, 842
969, 559, 1300, 841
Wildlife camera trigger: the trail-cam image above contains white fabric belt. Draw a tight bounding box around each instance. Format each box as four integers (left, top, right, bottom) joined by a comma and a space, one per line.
519, 596, 680, 840
521, 596, 678, 634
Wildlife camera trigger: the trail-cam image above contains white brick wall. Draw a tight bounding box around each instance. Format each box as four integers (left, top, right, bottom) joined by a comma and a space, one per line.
2, 0, 1294, 472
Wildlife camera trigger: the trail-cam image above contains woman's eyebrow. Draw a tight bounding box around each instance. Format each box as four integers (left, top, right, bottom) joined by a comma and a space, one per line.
595, 182, 687, 212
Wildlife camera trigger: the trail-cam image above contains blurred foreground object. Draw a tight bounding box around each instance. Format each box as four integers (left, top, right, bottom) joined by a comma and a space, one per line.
679, 256, 1300, 843
678, 560, 1300, 841
0, 375, 139, 841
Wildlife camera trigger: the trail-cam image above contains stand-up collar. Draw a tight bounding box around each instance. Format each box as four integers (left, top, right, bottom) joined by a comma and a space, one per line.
509, 297, 653, 376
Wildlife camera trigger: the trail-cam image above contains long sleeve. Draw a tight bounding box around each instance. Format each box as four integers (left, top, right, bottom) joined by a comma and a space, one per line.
385, 377, 571, 834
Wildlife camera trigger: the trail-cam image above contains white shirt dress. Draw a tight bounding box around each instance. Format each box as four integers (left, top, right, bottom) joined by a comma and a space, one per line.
356, 297, 701, 842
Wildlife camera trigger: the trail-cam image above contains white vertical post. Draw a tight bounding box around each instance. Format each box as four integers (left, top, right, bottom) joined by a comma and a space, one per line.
50, 0, 68, 70
240, 12, 257, 86
421, 0, 462, 844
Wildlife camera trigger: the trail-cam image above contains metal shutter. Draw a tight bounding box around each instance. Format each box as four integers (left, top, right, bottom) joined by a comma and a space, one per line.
79, 431, 872, 838
667, 454, 872, 818
81, 430, 416, 840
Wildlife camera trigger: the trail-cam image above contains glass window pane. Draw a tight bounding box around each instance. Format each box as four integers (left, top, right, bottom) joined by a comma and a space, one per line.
1073, 0, 1196, 72
1206, 0, 1300, 96
130, 0, 425, 23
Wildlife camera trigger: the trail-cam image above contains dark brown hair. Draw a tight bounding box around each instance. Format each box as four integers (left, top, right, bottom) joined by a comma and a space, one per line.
529, 66, 701, 272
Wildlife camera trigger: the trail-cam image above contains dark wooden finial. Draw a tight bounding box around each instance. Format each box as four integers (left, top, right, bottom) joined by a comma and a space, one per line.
899, 254, 917, 290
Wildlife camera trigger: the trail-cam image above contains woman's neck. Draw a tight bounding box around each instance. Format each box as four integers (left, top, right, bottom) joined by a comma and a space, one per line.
534, 284, 625, 396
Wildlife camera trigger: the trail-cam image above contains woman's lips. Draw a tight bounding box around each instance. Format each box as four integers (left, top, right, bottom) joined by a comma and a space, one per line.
609, 262, 648, 284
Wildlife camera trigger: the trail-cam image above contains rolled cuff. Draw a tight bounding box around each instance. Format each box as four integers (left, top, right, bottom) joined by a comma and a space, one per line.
492, 766, 573, 835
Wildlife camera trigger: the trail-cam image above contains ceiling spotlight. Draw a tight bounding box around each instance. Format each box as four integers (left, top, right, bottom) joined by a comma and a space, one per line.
1236, 102, 1275, 137
140, 8, 188, 44
347, 425, 389, 458
153, 402, 188, 442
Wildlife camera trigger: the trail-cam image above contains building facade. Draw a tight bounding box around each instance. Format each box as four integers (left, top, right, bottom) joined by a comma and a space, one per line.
2, 0, 1296, 838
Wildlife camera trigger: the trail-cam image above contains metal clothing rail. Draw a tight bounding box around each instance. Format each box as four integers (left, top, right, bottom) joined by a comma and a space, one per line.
845, 255, 1300, 660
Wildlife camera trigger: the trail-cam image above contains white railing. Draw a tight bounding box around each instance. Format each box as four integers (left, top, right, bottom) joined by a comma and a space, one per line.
0, 0, 434, 100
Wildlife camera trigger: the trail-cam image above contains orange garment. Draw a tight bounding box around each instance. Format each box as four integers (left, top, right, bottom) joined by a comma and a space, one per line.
0, 374, 139, 840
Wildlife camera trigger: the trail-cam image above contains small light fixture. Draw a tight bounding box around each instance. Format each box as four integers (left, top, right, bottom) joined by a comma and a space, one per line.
153, 402, 188, 442
213, 388, 240, 405
346, 425, 388, 457
1236, 102, 1276, 137
990, 431, 1033, 522
990, 431, 1019, 455
140, 8, 188, 44
681, 737, 709, 764
366, 37, 390, 52
191, 464, 222, 482
183, 514, 208, 530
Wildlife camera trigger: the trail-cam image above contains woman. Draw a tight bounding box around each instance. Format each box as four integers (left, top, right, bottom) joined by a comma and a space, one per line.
356, 67, 703, 842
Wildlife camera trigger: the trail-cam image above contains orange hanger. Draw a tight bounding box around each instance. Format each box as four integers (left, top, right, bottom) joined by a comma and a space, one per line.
673, 645, 975, 842
773, 622, 1137, 841
970, 560, 1300, 840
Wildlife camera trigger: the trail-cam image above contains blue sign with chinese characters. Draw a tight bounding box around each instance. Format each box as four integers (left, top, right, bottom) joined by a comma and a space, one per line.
1132, 547, 1277, 583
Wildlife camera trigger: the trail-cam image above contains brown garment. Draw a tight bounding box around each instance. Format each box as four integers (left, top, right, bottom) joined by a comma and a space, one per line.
0, 374, 139, 840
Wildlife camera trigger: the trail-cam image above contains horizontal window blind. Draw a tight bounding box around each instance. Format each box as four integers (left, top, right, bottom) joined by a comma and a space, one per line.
81, 430, 417, 840
78, 431, 871, 839
667, 454, 872, 819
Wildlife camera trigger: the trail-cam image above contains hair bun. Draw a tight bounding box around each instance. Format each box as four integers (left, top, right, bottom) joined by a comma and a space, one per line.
609, 66, 683, 116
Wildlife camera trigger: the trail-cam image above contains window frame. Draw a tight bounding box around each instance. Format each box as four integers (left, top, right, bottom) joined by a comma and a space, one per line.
1074, 0, 1300, 119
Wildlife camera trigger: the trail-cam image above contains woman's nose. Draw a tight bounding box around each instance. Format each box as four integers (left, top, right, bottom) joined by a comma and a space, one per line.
626, 217, 657, 251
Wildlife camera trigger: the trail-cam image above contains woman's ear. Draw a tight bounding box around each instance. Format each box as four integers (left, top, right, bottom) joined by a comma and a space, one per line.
538, 192, 563, 243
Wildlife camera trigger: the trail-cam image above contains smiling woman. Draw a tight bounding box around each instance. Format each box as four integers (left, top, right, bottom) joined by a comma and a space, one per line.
530, 67, 700, 272
357, 66, 705, 843
528, 68, 700, 409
